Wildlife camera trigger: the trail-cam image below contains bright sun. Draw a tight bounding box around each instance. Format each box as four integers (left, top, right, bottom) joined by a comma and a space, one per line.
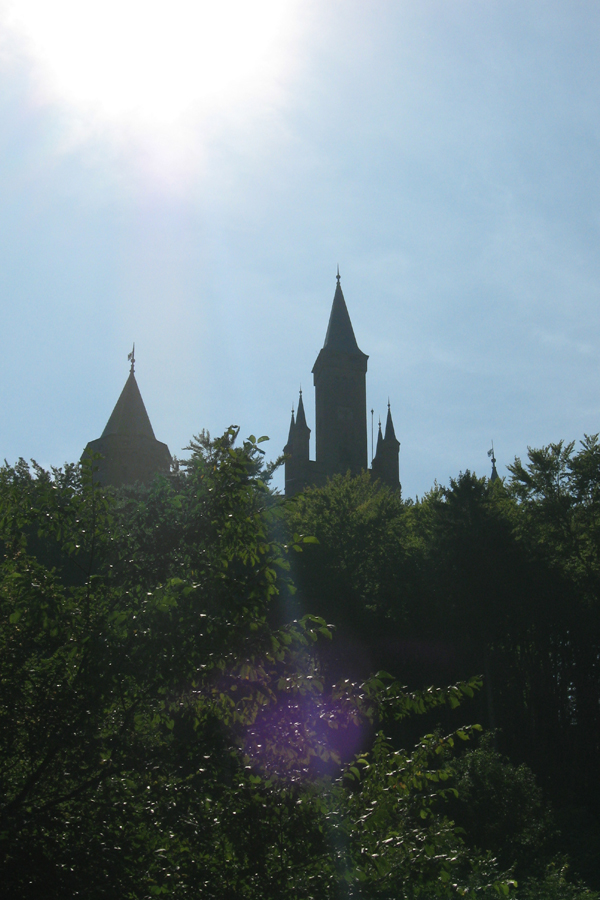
2, 0, 301, 128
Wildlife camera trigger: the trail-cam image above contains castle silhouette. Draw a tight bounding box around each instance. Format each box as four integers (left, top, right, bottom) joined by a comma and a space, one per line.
84, 274, 400, 494
284, 271, 400, 495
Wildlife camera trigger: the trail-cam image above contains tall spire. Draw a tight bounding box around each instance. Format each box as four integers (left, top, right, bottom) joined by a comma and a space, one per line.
322, 271, 364, 355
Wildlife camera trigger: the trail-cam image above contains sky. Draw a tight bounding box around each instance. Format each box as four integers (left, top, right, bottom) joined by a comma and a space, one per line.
1, 0, 599, 499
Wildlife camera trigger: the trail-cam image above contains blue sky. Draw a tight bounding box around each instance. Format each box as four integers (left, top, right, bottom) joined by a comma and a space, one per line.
1, 0, 599, 498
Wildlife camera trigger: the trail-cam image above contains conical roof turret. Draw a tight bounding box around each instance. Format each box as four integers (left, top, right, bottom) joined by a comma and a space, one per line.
102, 369, 156, 439
83, 350, 171, 488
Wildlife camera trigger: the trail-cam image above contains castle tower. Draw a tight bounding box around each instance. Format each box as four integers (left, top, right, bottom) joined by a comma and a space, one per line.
284, 272, 399, 497
371, 402, 401, 491
83, 349, 171, 487
311, 272, 369, 479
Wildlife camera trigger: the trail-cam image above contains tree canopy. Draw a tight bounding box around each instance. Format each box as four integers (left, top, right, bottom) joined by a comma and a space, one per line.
2, 430, 600, 897
284, 443, 600, 891
1, 430, 504, 899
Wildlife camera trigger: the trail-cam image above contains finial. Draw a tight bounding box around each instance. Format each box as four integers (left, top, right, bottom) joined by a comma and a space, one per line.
127, 343, 135, 374
388, 397, 391, 410
299, 384, 302, 397
336, 264, 340, 285
488, 440, 499, 482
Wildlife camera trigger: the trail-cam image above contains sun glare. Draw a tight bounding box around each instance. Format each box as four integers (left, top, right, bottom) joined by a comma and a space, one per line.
2, 0, 300, 128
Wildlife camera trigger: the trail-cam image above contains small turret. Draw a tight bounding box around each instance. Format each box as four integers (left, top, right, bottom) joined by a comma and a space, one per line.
284, 389, 313, 496
82, 348, 171, 487
371, 401, 401, 491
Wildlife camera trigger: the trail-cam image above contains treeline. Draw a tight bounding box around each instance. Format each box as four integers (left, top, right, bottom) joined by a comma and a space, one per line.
284, 436, 600, 887
0, 429, 599, 898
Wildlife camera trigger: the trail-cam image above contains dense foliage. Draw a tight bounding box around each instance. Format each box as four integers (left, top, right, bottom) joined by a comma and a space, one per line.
1, 430, 505, 899
285, 437, 600, 892
2, 429, 600, 897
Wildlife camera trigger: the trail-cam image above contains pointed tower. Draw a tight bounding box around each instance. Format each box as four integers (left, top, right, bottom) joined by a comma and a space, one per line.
284, 271, 401, 497
83, 351, 171, 487
311, 271, 369, 478
371, 402, 401, 491
283, 389, 314, 495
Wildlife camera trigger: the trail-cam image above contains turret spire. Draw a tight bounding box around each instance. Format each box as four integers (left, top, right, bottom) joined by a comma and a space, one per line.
296, 386, 309, 430
376, 418, 383, 456
488, 442, 499, 482
384, 401, 398, 442
286, 406, 296, 444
